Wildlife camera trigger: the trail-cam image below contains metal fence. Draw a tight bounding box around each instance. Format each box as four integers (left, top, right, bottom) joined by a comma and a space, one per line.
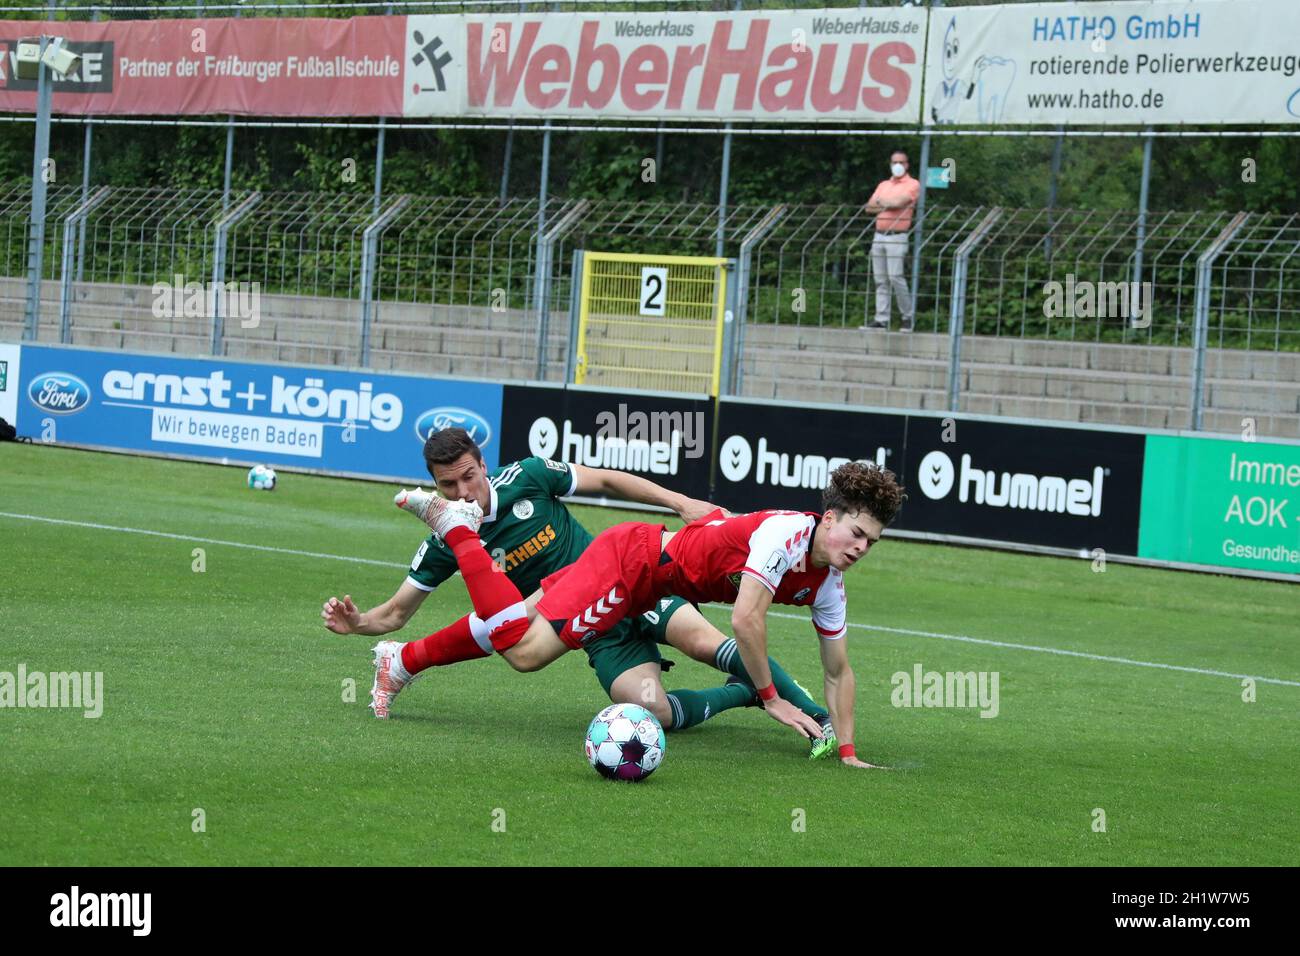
2, 185, 1298, 438
741, 204, 1300, 346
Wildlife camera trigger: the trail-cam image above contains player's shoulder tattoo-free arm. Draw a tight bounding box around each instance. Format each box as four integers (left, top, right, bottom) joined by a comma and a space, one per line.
818, 627, 851, 676
387, 578, 432, 627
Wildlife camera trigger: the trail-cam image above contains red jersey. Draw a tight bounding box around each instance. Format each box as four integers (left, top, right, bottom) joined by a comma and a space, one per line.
662, 509, 848, 640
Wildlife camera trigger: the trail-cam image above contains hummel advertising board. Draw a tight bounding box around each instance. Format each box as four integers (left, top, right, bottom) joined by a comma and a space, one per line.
900, 414, 1146, 555
715, 398, 1146, 555
498, 383, 714, 502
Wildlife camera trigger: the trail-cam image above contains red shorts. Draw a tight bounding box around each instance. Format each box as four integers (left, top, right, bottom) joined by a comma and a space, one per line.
536, 521, 669, 650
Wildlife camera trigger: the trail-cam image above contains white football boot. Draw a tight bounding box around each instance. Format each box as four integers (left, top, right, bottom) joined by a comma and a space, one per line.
369, 640, 415, 719
394, 488, 484, 540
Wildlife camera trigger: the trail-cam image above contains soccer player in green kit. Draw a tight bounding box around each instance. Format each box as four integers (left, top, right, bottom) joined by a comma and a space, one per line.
321, 427, 836, 754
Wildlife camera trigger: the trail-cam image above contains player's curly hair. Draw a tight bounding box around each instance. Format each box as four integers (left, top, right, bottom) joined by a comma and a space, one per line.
822, 461, 907, 527
423, 426, 483, 474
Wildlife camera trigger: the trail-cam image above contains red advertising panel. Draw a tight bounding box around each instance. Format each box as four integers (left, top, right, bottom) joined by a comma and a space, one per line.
0, 16, 405, 116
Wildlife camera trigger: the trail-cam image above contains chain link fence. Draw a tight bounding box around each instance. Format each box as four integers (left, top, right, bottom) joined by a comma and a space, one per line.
2, 185, 1297, 437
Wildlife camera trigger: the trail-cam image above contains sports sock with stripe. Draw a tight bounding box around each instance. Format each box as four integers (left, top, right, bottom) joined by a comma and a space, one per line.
663, 683, 754, 730
401, 613, 492, 674
714, 638, 830, 720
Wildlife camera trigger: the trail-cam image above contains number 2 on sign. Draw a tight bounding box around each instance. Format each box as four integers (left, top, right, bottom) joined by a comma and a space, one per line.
640, 267, 667, 317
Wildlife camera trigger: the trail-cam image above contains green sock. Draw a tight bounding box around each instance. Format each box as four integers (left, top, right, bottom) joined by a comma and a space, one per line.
664, 684, 754, 731
714, 638, 829, 721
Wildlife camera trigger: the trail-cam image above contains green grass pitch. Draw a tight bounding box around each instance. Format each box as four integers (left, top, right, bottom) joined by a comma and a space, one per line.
2, 443, 1296, 866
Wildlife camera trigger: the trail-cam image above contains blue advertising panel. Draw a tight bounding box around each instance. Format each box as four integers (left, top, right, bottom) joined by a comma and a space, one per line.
16, 345, 503, 480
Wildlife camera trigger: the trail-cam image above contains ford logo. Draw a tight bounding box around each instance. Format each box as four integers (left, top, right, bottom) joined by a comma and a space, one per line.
414, 407, 493, 448
28, 372, 91, 415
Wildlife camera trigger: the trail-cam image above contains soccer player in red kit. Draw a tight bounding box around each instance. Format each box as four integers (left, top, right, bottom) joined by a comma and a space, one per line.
399, 461, 905, 768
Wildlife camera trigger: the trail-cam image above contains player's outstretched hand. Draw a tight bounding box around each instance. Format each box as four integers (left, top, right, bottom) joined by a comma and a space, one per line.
762, 697, 825, 739
322, 594, 361, 634
841, 755, 891, 770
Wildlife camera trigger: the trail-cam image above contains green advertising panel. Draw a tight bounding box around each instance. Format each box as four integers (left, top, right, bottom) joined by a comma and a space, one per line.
1140, 434, 1300, 576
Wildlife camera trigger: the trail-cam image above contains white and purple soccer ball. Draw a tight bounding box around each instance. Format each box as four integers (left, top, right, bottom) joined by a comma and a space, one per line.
584, 703, 665, 782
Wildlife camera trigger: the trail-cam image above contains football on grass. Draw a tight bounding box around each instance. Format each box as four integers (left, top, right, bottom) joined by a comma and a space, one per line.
247, 464, 277, 491
584, 703, 665, 781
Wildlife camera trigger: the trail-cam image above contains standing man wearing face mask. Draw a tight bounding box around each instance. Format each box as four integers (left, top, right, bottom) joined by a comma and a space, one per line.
864, 150, 921, 331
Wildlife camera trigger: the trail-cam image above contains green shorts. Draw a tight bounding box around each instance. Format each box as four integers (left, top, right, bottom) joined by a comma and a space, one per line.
583, 595, 692, 696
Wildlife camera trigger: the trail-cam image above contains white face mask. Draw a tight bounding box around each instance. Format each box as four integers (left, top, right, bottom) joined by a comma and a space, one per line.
891, 162, 906, 178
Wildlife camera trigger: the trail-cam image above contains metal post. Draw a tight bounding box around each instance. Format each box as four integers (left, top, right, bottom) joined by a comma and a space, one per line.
946, 208, 1003, 412
717, 125, 733, 259
530, 122, 553, 375
564, 250, 584, 384
1044, 128, 1064, 262
373, 121, 386, 216
534, 199, 589, 381
221, 8, 242, 211
655, 127, 665, 180
908, 0, 941, 307
499, 126, 514, 203
24, 35, 53, 342
359, 195, 410, 367
909, 131, 931, 309
209, 191, 262, 355
1190, 211, 1249, 430
715, 0, 742, 260
59, 185, 110, 343
719, 261, 738, 396
77, 6, 99, 284
222, 122, 235, 211
733, 204, 789, 395
537, 124, 552, 246
371, 4, 393, 216
1131, 128, 1153, 327
77, 121, 91, 283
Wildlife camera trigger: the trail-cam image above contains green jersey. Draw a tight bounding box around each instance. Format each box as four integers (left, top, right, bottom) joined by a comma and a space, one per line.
406, 457, 593, 598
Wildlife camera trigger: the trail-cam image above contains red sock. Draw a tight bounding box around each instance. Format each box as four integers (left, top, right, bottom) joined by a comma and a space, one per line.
444, 527, 528, 648
401, 614, 489, 674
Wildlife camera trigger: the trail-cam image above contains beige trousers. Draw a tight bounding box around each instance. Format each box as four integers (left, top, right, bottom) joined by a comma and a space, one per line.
870, 232, 913, 326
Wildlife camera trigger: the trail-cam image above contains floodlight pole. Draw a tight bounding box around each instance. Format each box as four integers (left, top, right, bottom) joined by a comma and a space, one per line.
24, 36, 53, 342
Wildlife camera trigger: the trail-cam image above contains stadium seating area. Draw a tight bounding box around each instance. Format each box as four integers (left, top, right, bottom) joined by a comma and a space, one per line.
4, 275, 1296, 438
